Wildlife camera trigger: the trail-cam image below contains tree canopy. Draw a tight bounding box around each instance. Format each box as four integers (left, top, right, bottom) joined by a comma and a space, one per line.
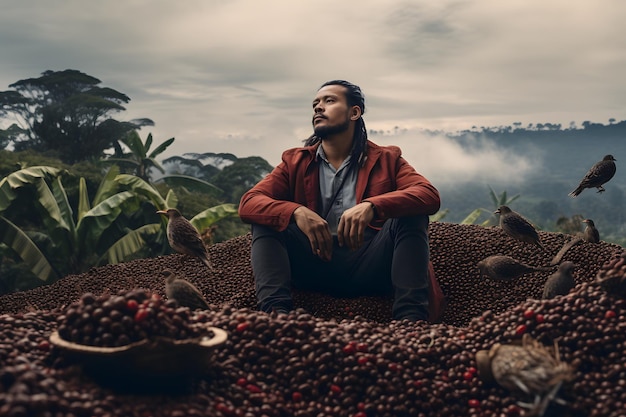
0, 69, 153, 163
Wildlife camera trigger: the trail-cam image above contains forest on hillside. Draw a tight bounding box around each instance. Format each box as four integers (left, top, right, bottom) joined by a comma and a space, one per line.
404, 119, 626, 245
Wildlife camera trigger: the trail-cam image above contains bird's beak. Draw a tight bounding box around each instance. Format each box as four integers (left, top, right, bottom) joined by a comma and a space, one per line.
493, 210, 500, 215
156, 210, 167, 215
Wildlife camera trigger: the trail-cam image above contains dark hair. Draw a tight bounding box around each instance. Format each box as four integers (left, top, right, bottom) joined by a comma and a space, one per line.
304, 80, 368, 166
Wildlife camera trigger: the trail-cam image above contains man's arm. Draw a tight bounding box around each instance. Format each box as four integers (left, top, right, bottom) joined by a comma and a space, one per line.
238, 160, 302, 231
364, 156, 440, 220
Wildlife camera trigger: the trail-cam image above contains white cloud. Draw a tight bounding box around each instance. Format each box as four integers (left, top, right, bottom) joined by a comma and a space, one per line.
369, 129, 540, 187
0, 0, 624, 175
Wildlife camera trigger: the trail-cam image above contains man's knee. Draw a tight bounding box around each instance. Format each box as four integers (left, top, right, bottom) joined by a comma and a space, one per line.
396, 214, 429, 231
251, 224, 282, 242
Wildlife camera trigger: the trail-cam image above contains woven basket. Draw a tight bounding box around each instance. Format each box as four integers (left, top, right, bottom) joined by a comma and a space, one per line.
49, 327, 228, 379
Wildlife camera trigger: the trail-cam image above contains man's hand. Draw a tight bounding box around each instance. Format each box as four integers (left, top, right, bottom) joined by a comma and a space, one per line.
292, 206, 333, 261
337, 201, 375, 250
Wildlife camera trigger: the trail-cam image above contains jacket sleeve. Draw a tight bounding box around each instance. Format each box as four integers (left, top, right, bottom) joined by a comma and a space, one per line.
238, 152, 302, 231
363, 154, 440, 220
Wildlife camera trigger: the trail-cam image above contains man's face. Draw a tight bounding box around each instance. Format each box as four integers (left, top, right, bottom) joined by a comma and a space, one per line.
311, 84, 351, 138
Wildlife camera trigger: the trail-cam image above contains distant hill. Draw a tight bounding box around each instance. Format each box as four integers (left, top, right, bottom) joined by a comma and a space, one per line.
436, 120, 626, 245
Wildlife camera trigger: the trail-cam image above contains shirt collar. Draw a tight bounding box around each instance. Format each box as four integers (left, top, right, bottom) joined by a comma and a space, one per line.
315, 143, 353, 168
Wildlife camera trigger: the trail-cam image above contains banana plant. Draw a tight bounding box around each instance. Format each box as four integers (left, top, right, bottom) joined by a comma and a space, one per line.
0, 166, 151, 281
480, 185, 521, 226
431, 186, 520, 226
101, 131, 175, 181
113, 173, 239, 254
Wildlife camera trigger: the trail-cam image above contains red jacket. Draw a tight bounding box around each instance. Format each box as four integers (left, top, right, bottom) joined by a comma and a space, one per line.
239, 140, 441, 231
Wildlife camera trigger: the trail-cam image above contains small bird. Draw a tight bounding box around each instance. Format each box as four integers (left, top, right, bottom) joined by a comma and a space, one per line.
494, 206, 544, 250
542, 261, 576, 299
157, 208, 212, 270
569, 154, 617, 197
582, 219, 600, 243
478, 255, 554, 282
162, 269, 210, 310
476, 334, 575, 417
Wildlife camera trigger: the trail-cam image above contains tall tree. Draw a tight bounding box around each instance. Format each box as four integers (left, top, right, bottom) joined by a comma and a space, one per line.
0, 69, 153, 163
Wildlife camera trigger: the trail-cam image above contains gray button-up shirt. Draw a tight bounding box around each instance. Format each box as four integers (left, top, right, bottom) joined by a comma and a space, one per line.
317, 146, 358, 235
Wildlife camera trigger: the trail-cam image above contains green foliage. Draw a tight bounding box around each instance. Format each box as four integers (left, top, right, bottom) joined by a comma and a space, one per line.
460, 209, 484, 225
160, 153, 272, 202
101, 131, 174, 181
480, 185, 520, 226
155, 175, 223, 197
0, 166, 151, 282
210, 156, 273, 202
0, 69, 154, 163
556, 214, 585, 235
0, 163, 242, 293
430, 209, 449, 222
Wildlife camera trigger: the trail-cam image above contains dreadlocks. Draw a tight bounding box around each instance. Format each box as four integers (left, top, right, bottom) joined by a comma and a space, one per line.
304, 80, 369, 166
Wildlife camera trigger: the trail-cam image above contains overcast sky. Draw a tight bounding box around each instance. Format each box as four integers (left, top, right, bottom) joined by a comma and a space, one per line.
1, 0, 624, 186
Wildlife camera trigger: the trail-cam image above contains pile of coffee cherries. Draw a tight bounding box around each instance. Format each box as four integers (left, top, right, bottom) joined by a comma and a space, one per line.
55, 289, 202, 347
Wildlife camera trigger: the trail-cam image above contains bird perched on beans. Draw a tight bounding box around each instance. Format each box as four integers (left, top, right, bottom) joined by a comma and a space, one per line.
582, 218, 600, 243
542, 261, 576, 300
494, 206, 544, 250
162, 269, 210, 310
569, 154, 617, 197
478, 255, 554, 282
157, 208, 213, 270
476, 334, 575, 417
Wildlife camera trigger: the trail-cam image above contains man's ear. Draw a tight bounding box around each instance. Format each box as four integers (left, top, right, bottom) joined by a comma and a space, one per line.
350, 105, 362, 121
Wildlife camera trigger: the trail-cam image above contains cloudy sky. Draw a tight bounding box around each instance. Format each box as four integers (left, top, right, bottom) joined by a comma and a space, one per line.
1, 0, 624, 185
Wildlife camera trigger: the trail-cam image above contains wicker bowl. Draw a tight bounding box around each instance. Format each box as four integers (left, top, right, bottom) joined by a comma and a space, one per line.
49, 327, 228, 380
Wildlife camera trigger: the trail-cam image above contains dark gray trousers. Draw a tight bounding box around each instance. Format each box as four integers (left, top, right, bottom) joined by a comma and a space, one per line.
250, 215, 431, 321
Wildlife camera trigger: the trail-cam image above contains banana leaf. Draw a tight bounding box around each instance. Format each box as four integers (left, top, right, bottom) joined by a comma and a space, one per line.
114, 174, 166, 208
156, 175, 223, 195
93, 166, 121, 206
461, 208, 483, 225
148, 136, 175, 159
430, 209, 449, 222
0, 215, 58, 281
99, 223, 161, 265
164, 189, 178, 210
77, 191, 140, 253
122, 131, 147, 159
34, 177, 73, 238
190, 203, 239, 232
77, 177, 91, 221
0, 166, 62, 212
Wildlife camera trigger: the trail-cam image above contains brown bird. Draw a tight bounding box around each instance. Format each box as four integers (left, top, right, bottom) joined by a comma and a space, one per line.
476, 334, 575, 417
157, 208, 212, 270
582, 218, 600, 243
478, 255, 554, 282
542, 261, 576, 300
162, 269, 210, 310
494, 206, 544, 250
569, 154, 617, 197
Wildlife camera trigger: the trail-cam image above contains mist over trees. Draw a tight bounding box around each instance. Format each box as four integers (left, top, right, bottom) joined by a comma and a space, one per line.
413, 120, 626, 245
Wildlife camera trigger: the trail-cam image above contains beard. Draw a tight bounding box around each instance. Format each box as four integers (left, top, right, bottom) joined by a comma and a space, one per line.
313, 117, 350, 139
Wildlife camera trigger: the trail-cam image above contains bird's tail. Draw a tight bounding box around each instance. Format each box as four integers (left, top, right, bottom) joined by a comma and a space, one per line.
568, 187, 583, 198
550, 237, 583, 266
202, 257, 214, 271
535, 265, 557, 272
